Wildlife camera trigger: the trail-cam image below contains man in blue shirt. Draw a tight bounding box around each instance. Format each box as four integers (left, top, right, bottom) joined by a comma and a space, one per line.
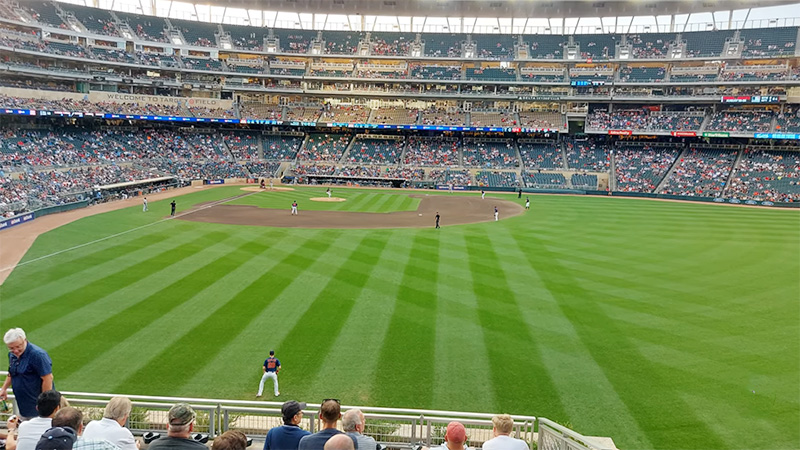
263, 401, 310, 450
257, 350, 280, 398
1, 328, 54, 420
298, 399, 357, 450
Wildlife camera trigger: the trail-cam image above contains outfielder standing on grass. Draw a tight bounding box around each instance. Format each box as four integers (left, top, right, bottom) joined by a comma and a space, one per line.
257, 350, 281, 397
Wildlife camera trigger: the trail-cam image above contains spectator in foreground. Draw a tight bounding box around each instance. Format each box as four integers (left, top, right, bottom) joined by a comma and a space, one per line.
298, 399, 357, 450
429, 422, 469, 450
15, 390, 62, 450
323, 434, 354, 450
342, 409, 376, 450
212, 430, 248, 450
48, 406, 117, 450
264, 400, 310, 450
1, 328, 54, 420
481, 415, 527, 450
82, 396, 138, 450
148, 403, 206, 450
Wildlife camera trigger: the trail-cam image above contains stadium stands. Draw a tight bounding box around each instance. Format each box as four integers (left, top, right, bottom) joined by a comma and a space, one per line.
222, 131, 260, 159
518, 141, 563, 170
115, 11, 168, 42
403, 137, 460, 167
183, 57, 225, 71
462, 140, 518, 168
470, 111, 515, 127
345, 137, 404, 164
420, 108, 466, 126
466, 67, 517, 81
614, 145, 680, 193
476, 170, 518, 187
369, 108, 418, 125
618, 66, 666, 82
683, 29, 735, 58
628, 33, 674, 58
571, 173, 598, 188
224, 24, 265, 50
518, 112, 564, 130
423, 34, 463, 57
371, 32, 414, 56
240, 103, 282, 120
706, 110, 774, 133
429, 169, 472, 186
319, 105, 370, 123
522, 171, 567, 188
170, 18, 218, 47
26, 1, 67, 28
575, 33, 617, 59
285, 106, 322, 122
324, 31, 364, 54
263, 134, 303, 160
740, 27, 798, 57
659, 148, 738, 197
296, 133, 351, 161
525, 35, 564, 59
410, 64, 462, 80
565, 138, 610, 171
473, 33, 516, 59
776, 106, 800, 133
727, 149, 800, 202
272, 29, 316, 53
62, 3, 117, 36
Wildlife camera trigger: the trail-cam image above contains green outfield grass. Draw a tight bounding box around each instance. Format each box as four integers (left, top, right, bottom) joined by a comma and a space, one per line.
1, 187, 798, 450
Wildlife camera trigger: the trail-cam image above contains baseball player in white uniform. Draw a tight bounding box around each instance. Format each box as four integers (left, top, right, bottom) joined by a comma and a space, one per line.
327, 188, 332, 198
494, 206, 499, 221
142, 197, 148, 212
257, 350, 281, 397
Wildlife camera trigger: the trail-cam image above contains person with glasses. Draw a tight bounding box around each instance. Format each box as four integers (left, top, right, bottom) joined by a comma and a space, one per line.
263, 401, 310, 450
298, 399, 357, 450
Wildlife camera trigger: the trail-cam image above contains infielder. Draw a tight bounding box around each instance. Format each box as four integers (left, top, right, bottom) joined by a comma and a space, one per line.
291, 201, 298, 215
257, 350, 281, 397
481, 190, 485, 200
142, 197, 148, 212
494, 206, 499, 221
525, 197, 530, 210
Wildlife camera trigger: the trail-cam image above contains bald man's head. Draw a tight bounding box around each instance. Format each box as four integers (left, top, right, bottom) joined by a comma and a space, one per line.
323, 434, 355, 450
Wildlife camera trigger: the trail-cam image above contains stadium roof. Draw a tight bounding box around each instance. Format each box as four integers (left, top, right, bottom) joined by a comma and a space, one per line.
63, 0, 800, 33
209, 0, 798, 18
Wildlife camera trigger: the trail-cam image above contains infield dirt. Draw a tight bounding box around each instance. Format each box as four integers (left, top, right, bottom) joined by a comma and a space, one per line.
179, 194, 524, 229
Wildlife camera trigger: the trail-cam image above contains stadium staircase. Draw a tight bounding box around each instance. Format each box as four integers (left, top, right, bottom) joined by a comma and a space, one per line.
654, 147, 687, 193
721, 147, 745, 197
608, 151, 617, 191
559, 140, 569, 170
338, 135, 358, 163
164, 19, 186, 46
220, 135, 241, 161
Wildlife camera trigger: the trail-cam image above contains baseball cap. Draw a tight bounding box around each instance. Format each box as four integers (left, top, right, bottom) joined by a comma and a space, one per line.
445, 422, 467, 444
168, 403, 196, 426
36, 426, 78, 450
281, 400, 307, 421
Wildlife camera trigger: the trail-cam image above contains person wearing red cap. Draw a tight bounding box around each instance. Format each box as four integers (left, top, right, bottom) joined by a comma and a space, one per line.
428, 421, 469, 450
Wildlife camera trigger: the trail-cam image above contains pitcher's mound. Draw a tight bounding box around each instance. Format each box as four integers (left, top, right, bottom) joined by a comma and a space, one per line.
310, 197, 347, 202
241, 186, 295, 192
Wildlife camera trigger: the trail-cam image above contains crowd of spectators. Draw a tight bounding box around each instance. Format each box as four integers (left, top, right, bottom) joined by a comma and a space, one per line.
291, 163, 337, 177
420, 108, 466, 126
776, 106, 800, 133
296, 134, 351, 161
614, 146, 680, 192
476, 170, 518, 187
659, 148, 737, 197
371, 38, 411, 56
565, 138, 610, 171
588, 110, 705, 131
403, 137, 460, 166
726, 149, 800, 202
429, 169, 472, 185
318, 105, 370, 123
263, 135, 303, 160
628, 34, 672, 59
345, 138, 404, 164
706, 110, 774, 133
462, 140, 518, 168
518, 142, 563, 169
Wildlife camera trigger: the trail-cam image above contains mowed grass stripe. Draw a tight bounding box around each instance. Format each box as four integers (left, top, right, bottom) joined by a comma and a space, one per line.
29, 231, 255, 353
371, 233, 439, 409
176, 231, 363, 398
306, 230, 413, 405
488, 227, 652, 447
463, 228, 568, 419
511, 232, 729, 450
50, 230, 283, 381
2, 231, 227, 331
277, 232, 392, 394
432, 231, 496, 411
0, 227, 181, 309
0, 226, 185, 298
64, 229, 323, 394
113, 230, 343, 395
361, 192, 395, 213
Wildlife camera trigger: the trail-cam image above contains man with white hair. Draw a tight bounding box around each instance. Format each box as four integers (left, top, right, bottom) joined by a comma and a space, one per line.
82, 397, 139, 450
342, 409, 377, 450
1, 328, 54, 420
481, 415, 528, 450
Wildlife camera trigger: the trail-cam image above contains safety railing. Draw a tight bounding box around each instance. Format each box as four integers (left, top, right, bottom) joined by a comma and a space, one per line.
0, 380, 608, 450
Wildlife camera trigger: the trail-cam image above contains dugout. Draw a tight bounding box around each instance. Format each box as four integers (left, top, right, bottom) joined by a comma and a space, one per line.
95, 176, 180, 202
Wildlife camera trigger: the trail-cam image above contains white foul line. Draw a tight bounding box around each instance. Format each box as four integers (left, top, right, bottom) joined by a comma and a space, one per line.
0, 191, 258, 274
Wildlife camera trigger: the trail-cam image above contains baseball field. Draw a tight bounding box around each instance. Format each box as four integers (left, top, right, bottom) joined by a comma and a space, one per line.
0, 186, 797, 450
